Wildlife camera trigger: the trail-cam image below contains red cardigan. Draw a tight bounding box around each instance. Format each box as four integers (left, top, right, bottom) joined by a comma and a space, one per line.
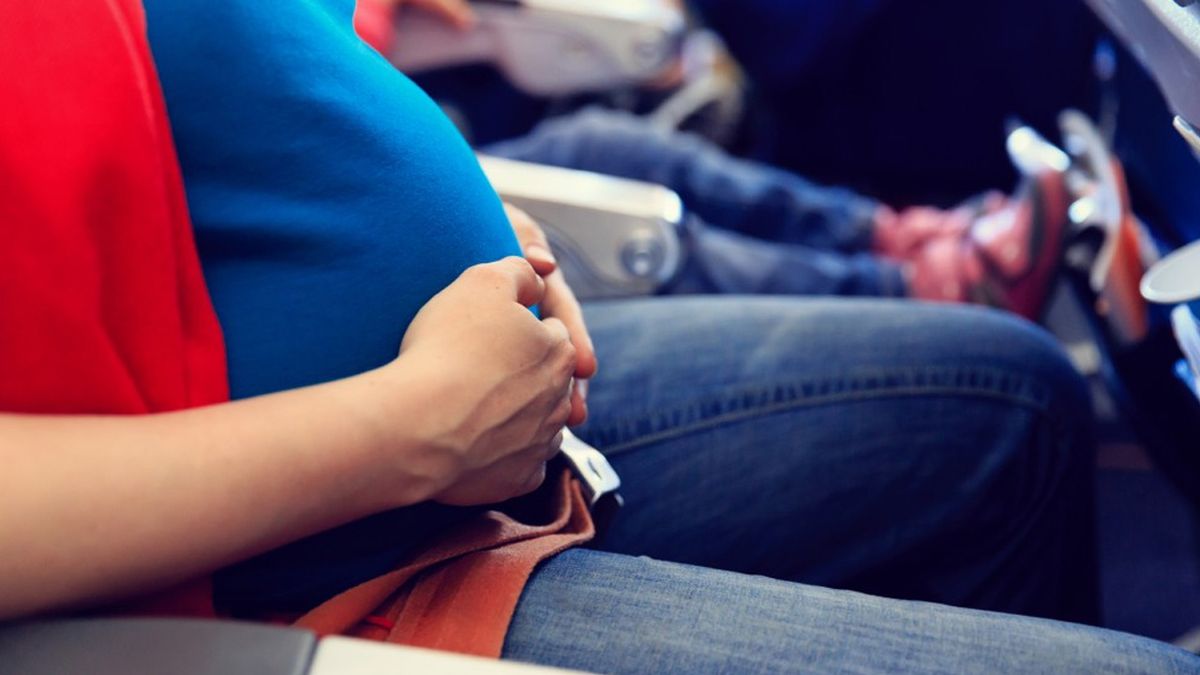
0, 0, 228, 614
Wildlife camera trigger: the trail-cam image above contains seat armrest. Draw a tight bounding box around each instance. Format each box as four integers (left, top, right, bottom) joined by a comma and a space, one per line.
387, 0, 685, 96
479, 155, 685, 299
0, 619, 593, 675
0, 619, 316, 675
310, 636, 587, 674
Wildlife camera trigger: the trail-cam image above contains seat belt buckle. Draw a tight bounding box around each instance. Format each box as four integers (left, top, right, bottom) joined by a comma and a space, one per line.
558, 429, 624, 539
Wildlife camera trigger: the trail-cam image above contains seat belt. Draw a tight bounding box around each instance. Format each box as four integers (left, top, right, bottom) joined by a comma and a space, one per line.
295, 433, 622, 658
559, 429, 624, 539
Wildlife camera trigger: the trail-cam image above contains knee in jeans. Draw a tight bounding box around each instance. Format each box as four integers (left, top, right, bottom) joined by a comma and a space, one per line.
929, 304, 1090, 419
987, 310, 1088, 419
956, 306, 1095, 475
896, 303, 1095, 480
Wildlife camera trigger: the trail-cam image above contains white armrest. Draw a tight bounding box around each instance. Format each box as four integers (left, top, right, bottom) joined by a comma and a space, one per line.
311, 636, 590, 675
0, 619, 314, 675
389, 0, 685, 96
479, 154, 685, 299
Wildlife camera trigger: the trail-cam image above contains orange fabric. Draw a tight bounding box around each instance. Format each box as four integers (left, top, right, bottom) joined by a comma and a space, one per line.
1096, 162, 1150, 345
296, 469, 595, 657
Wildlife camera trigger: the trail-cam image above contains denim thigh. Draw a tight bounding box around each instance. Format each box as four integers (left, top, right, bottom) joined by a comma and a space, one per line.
503, 548, 1196, 674
574, 297, 1096, 621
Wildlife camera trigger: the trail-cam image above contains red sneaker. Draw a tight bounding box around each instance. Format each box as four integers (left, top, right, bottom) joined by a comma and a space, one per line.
905, 170, 1071, 320
873, 192, 1004, 261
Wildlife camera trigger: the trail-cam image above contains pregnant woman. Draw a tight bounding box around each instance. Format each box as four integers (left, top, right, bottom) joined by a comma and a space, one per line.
1, 1, 1194, 672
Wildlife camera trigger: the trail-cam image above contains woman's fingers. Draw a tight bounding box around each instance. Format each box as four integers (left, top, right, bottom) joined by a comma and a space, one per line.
504, 203, 557, 275
543, 272, 598, 380
502, 203, 597, 380
567, 380, 588, 426
465, 256, 545, 308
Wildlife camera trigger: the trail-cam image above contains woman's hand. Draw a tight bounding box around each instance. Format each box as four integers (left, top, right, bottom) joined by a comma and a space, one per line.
0, 257, 572, 616
504, 203, 598, 426
395, 256, 576, 506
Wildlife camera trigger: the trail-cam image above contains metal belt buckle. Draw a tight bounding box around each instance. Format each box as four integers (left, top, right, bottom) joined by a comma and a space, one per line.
558, 429, 624, 539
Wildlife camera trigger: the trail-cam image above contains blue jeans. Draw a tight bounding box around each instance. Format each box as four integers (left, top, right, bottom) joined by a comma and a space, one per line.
485, 109, 908, 298
508, 550, 1197, 673
501, 297, 1198, 671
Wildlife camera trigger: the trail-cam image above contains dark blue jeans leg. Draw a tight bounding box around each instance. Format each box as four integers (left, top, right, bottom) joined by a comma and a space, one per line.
484, 108, 905, 296
669, 215, 907, 296
483, 108, 881, 252
572, 297, 1098, 624
504, 549, 1196, 674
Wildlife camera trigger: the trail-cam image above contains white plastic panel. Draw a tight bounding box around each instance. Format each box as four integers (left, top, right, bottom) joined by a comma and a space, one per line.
1142, 240, 1200, 303
389, 0, 684, 95
479, 154, 684, 299
1088, 0, 1200, 127
310, 637, 587, 675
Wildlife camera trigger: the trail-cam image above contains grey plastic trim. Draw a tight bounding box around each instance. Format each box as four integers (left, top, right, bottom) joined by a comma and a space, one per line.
1087, 0, 1200, 130
0, 619, 316, 675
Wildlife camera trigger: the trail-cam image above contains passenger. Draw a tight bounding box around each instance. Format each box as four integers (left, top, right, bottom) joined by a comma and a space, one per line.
366, 0, 1070, 320
488, 107, 1065, 318
137, 0, 1103, 638
3, 1, 1197, 673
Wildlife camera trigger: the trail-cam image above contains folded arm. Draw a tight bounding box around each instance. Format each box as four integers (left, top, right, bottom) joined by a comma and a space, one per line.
0, 257, 574, 620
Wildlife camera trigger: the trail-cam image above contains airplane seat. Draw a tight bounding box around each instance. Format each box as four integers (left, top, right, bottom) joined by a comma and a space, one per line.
1088, 0, 1200, 364
0, 618, 588, 674
382, 0, 697, 300
1087, 0, 1200, 158
479, 155, 685, 300
385, 0, 686, 98
1090, 0, 1200, 248
1066, 0, 1200, 502
384, 0, 744, 147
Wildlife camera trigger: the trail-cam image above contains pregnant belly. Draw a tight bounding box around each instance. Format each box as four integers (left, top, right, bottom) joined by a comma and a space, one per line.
200, 201, 522, 400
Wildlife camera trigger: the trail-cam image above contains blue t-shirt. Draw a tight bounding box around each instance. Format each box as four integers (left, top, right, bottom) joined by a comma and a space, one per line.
143, 0, 521, 612
145, 0, 521, 399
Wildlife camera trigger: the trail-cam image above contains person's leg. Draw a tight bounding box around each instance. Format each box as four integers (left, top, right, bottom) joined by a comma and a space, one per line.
669, 216, 907, 297
485, 108, 906, 296
484, 108, 882, 253
575, 296, 1097, 622
504, 549, 1197, 674
486, 109, 1067, 315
